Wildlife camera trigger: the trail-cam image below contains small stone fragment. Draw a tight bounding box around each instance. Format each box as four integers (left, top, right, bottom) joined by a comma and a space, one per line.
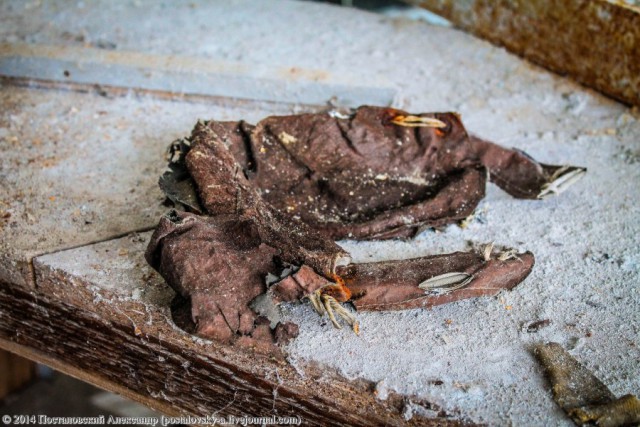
525, 319, 551, 333
533, 342, 640, 426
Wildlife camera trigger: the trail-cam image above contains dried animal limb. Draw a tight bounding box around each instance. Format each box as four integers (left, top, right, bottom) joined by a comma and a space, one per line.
148, 106, 584, 347
336, 248, 533, 311
534, 342, 640, 427
470, 136, 586, 200
269, 246, 533, 313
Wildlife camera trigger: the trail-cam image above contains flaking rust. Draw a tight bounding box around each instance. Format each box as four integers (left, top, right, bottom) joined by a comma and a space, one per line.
146, 106, 585, 353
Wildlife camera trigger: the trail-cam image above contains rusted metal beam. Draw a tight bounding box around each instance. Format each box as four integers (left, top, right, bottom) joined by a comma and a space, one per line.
407, 0, 640, 107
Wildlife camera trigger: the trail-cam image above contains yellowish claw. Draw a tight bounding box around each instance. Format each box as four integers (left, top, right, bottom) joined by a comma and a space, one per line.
308, 290, 325, 315
321, 295, 341, 329
391, 115, 447, 128
353, 321, 360, 336
307, 290, 359, 334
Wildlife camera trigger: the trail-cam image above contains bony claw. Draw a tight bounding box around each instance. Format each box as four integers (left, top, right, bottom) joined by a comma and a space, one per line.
538, 165, 587, 199
391, 114, 447, 128
308, 277, 360, 335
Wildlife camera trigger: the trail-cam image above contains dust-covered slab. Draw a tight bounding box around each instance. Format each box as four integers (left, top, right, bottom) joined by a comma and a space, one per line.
0, 85, 293, 286
0, 43, 395, 108
33, 231, 173, 325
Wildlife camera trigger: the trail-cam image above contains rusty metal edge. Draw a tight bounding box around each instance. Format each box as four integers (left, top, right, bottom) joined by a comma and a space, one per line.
407, 0, 640, 107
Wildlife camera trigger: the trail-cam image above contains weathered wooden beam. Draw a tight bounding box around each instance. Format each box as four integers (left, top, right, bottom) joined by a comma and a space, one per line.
407, 0, 640, 107
0, 281, 460, 426
0, 227, 462, 426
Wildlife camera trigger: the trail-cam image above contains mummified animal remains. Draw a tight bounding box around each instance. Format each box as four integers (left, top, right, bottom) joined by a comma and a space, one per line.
146, 106, 584, 352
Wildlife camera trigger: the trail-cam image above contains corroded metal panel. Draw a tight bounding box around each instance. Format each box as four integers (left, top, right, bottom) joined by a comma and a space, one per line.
410, 0, 640, 106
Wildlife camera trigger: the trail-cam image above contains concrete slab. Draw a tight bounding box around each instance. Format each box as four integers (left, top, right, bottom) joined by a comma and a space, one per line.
0, 85, 293, 286
33, 231, 174, 328
0, 43, 395, 107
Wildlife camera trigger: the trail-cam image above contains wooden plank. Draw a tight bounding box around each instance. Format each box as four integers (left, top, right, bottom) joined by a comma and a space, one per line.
407, 0, 640, 107
0, 339, 178, 416
0, 349, 36, 400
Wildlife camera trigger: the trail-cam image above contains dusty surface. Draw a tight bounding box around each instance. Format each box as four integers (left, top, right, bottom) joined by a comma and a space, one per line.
0, 85, 292, 285
1, 0, 638, 425
33, 230, 172, 313
0, 43, 395, 107
29, 232, 453, 425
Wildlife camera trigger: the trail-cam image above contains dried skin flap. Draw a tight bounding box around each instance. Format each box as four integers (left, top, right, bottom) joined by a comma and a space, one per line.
269, 265, 334, 304
145, 211, 300, 350
184, 123, 350, 277
250, 109, 484, 239
171, 106, 585, 240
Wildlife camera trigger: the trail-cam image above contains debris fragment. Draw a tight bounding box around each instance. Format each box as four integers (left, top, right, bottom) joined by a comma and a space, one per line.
533, 342, 640, 426
374, 380, 389, 401
525, 319, 551, 333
